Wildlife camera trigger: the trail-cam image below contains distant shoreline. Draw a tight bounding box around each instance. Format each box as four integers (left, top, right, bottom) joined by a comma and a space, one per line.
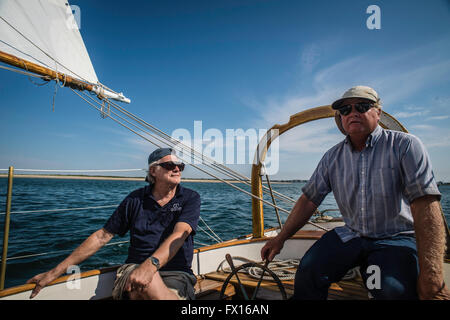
0, 174, 300, 184
2, 174, 448, 185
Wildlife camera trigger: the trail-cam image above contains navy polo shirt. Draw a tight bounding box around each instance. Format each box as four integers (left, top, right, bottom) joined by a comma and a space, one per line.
103, 184, 200, 275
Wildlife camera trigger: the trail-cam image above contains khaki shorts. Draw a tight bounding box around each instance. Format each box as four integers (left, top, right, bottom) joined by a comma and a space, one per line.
111, 263, 197, 300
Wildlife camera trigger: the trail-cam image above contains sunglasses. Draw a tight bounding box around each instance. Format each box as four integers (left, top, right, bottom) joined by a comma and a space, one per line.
157, 161, 185, 171
337, 102, 374, 116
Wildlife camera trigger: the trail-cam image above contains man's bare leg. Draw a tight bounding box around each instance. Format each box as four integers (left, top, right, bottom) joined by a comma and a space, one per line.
128, 272, 180, 300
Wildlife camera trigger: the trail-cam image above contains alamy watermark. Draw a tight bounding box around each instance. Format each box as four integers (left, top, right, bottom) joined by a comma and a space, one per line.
66, 4, 81, 30
171, 121, 280, 175
66, 265, 81, 290
365, 264, 381, 290
366, 5, 381, 30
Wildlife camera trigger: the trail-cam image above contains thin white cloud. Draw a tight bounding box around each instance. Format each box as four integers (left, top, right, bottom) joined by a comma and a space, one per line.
411, 124, 434, 130
426, 115, 449, 121
246, 36, 450, 156
393, 110, 430, 119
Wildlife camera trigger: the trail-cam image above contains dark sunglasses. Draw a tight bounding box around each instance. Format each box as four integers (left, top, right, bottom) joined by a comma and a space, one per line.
337, 102, 374, 116
157, 161, 185, 171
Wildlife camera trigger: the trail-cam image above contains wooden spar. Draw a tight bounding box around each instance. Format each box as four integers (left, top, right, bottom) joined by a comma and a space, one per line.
0, 49, 94, 92
251, 106, 335, 238
0, 167, 13, 290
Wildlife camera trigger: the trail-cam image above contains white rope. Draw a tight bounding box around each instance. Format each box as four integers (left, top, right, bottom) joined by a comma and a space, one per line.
71, 88, 330, 232
0, 240, 129, 263
248, 259, 299, 280
0, 64, 49, 80
196, 225, 221, 244
194, 240, 211, 247
217, 257, 299, 280
217, 257, 358, 281
199, 216, 223, 242
77, 88, 299, 207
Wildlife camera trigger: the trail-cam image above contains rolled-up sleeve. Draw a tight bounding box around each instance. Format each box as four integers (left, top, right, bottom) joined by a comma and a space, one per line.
302, 153, 332, 206
400, 135, 441, 203
177, 191, 201, 235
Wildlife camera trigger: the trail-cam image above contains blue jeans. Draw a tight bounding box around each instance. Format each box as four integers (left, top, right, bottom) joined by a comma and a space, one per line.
293, 229, 419, 300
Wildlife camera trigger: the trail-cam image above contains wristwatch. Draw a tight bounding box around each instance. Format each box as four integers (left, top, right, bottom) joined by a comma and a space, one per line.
148, 256, 160, 271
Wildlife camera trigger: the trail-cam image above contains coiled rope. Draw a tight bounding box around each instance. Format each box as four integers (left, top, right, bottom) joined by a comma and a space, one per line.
217, 256, 358, 281
217, 256, 299, 281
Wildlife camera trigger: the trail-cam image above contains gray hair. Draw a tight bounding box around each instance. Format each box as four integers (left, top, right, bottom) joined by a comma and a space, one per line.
146, 160, 160, 184
372, 100, 382, 110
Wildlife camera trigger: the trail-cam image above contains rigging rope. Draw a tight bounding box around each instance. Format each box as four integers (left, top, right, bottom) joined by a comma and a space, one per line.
199, 216, 223, 242
71, 89, 330, 232
0, 240, 129, 263
0, 11, 300, 208
81, 89, 299, 207
196, 225, 221, 244
0, 63, 49, 83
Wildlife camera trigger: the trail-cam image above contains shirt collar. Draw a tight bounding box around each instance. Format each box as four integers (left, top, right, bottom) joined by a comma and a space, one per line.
344, 124, 383, 149
145, 183, 184, 199
368, 125, 383, 147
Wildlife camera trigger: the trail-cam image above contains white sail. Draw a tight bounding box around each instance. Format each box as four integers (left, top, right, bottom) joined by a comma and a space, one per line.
0, 0, 98, 84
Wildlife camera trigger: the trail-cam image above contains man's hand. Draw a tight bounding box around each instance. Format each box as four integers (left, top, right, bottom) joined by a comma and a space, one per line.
261, 236, 284, 262
124, 260, 157, 292
25, 228, 113, 299
26, 270, 59, 299
261, 194, 317, 263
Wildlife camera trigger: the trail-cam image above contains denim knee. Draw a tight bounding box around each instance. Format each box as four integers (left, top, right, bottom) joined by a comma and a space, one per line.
369, 276, 418, 300
293, 257, 330, 300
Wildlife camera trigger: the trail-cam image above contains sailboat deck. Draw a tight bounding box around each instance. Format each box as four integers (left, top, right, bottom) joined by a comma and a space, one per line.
199, 269, 369, 300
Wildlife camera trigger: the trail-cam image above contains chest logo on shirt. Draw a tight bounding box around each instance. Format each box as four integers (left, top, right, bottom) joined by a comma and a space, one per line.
170, 203, 182, 212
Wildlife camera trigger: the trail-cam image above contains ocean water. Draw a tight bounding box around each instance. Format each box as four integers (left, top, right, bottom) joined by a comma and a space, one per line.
0, 177, 449, 289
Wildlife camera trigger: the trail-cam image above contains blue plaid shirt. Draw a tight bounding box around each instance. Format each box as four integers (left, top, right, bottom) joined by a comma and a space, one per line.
302, 125, 441, 242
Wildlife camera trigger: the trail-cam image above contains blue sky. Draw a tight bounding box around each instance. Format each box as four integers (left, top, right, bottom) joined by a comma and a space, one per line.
1, 0, 450, 181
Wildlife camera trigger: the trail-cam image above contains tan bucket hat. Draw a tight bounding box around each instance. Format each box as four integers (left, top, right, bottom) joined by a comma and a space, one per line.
331, 85, 380, 109
332, 86, 381, 134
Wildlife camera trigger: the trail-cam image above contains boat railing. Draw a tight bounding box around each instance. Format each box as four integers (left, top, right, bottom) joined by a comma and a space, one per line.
0, 166, 224, 290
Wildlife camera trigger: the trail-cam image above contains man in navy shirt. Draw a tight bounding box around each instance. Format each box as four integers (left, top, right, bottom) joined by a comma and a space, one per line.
27, 148, 201, 300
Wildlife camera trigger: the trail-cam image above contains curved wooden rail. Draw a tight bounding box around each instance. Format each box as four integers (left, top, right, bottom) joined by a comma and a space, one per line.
250, 105, 408, 238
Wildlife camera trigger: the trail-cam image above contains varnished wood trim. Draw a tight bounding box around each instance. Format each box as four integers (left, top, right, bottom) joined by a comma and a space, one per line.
194, 230, 324, 253
0, 231, 325, 297
0, 265, 119, 298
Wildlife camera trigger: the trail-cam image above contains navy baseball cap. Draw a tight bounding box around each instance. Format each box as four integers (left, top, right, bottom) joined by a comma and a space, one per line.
145, 148, 175, 183
148, 147, 175, 164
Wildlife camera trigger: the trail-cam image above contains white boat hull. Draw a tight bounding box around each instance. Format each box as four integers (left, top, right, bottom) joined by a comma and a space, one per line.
1, 221, 449, 300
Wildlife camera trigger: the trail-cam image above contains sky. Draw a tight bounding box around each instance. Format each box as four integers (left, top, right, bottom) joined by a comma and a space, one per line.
1, 0, 450, 181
